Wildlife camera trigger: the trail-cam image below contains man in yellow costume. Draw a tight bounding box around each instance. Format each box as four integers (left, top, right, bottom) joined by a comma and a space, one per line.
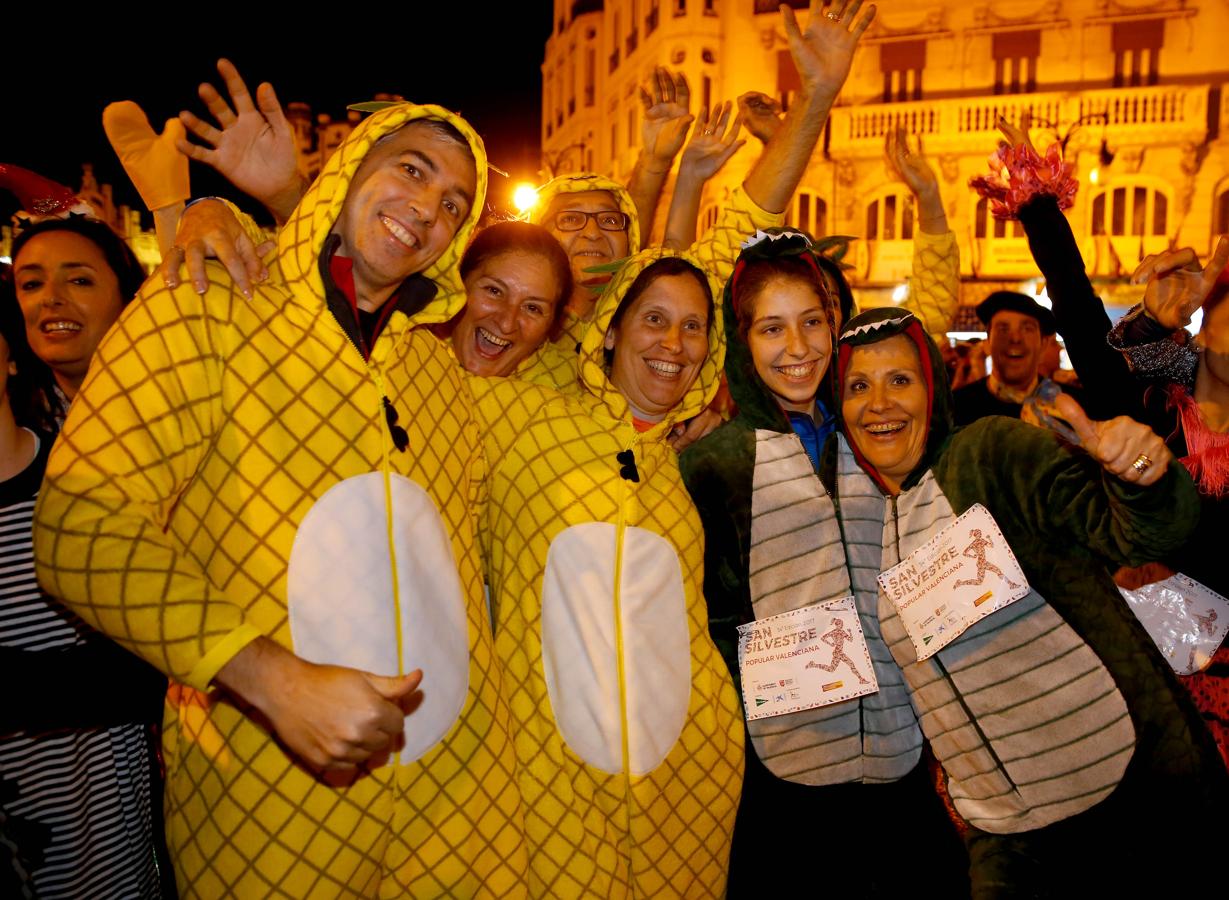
34, 103, 528, 898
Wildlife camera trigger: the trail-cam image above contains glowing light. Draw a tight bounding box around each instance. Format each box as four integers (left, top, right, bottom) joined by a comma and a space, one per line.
1089, 167, 1101, 185
891, 283, 909, 303
512, 183, 540, 214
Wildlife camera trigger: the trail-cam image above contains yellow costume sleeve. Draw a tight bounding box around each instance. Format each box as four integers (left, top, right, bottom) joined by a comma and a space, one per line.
34, 282, 263, 690
907, 229, 960, 343
689, 184, 785, 285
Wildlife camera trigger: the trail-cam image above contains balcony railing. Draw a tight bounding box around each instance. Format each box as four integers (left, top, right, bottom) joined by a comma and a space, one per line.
829, 84, 1209, 158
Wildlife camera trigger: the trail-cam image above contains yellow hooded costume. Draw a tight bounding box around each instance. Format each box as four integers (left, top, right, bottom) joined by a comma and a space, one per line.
34, 104, 527, 898
470, 248, 743, 898
520, 173, 784, 391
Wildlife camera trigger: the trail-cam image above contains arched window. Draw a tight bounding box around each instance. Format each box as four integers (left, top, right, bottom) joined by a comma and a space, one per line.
1215, 185, 1229, 237
788, 191, 827, 237
865, 189, 913, 242
1090, 182, 1169, 237
975, 198, 1024, 238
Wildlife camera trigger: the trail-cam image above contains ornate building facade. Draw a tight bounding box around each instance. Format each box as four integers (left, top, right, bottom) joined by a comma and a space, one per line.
541, 0, 1229, 316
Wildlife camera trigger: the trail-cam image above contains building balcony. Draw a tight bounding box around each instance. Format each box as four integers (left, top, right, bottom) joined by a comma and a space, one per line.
828, 84, 1210, 159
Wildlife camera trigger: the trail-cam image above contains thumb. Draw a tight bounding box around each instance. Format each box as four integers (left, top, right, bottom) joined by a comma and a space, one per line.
1054, 393, 1099, 452
103, 100, 156, 148
163, 117, 187, 144
363, 669, 423, 701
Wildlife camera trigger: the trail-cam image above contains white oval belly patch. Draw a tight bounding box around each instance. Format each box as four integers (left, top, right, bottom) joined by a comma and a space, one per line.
288, 472, 469, 765
541, 522, 691, 776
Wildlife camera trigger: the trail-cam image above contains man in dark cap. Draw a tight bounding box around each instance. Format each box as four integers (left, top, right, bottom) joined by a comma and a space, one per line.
952, 291, 1078, 425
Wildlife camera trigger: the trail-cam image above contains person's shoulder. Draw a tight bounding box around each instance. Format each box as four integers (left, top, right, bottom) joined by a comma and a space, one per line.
680, 416, 755, 485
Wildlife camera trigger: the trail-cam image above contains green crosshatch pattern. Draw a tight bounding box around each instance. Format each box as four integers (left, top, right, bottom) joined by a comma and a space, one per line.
34, 102, 529, 897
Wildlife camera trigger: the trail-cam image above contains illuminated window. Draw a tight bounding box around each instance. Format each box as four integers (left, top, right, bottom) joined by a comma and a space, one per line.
992, 30, 1039, 95
866, 190, 913, 241
1216, 187, 1229, 236
881, 40, 925, 103
1091, 183, 1169, 237
1112, 19, 1162, 88
788, 192, 828, 238
975, 198, 1024, 238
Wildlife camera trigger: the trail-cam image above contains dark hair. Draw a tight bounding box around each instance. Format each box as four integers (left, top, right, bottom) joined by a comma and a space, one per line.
461, 221, 573, 331
376, 117, 476, 166
732, 254, 840, 343
0, 264, 60, 432
605, 257, 713, 365
609, 257, 712, 333
11, 216, 147, 306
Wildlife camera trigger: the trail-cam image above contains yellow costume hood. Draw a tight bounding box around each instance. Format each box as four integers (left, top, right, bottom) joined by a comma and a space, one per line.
279, 102, 488, 325
575, 247, 726, 433
528, 172, 641, 253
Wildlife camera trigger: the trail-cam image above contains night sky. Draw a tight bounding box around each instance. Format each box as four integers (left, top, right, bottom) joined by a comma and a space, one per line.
4, 11, 553, 224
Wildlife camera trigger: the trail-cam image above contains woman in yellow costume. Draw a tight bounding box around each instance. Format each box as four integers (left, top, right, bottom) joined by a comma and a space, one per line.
34, 103, 528, 898
471, 248, 742, 898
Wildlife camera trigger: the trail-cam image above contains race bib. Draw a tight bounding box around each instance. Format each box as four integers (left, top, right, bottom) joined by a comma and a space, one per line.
878, 504, 1030, 662
737, 598, 879, 721
1118, 573, 1229, 675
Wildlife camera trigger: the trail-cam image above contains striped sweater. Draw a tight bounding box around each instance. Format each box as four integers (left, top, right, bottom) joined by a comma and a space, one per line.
0, 434, 161, 899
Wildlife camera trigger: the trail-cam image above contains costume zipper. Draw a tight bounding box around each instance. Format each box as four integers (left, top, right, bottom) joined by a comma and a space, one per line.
613, 433, 639, 891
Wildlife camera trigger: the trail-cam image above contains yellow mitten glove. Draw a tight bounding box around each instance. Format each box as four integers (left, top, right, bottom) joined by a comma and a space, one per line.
103, 101, 190, 211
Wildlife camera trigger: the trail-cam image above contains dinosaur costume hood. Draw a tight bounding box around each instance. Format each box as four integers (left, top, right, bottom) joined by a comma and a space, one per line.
835, 306, 954, 494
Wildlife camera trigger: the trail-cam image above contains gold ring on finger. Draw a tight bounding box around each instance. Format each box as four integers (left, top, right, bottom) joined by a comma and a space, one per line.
1131, 453, 1153, 474
826, 11, 842, 20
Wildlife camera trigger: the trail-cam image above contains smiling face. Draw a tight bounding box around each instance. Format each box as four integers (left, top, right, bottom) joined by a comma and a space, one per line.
745, 275, 833, 415
14, 230, 126, 398
841, 334, 931, 494
452, 250, 564, 377
987, 309, 1045, 391
331, 120, 477, 310
605, 270, 710, 421
544, 190, 631, 288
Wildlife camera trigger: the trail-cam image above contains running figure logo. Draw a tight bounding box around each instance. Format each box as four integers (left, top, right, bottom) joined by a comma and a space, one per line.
806, 618, 870, 685
953, 528, 1020, 590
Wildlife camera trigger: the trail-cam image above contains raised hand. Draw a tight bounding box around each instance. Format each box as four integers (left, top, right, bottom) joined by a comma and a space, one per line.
178, 59, 304, 222
679, 102, 746, 181
1054, 393, 1173, 486
1131, 237, 1229, 331
885, 127, 945, 232
737, 91, 784, 144
782, 0, 877, 104
639, 67, 694, 166
102, 101, 190, 212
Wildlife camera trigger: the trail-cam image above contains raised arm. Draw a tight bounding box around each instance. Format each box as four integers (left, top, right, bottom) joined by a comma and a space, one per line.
972, 117, 1137, 420
178, 58, 306, 225
662, 102, 745, 250
627, 67, 694, 242
743, 0, 876, 215
886, 127, 958, 342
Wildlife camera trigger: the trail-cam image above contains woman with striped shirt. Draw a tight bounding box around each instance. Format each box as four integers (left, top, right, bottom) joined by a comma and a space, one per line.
1, 217, 169, 898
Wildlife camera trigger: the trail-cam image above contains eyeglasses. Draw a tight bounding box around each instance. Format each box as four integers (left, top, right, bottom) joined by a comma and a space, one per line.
553, 210, 630, 232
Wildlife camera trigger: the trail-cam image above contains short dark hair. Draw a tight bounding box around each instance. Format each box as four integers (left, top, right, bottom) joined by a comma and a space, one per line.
461, 221, 573, 331
375, 117, 475, 166
11, 216, 147, 306
605, 257, 713, 366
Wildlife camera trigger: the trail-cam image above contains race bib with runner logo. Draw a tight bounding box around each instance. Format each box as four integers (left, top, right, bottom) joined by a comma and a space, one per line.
878, 504, 1030, 662
737, 597, 879, 721
1118, 573, 1229, 675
